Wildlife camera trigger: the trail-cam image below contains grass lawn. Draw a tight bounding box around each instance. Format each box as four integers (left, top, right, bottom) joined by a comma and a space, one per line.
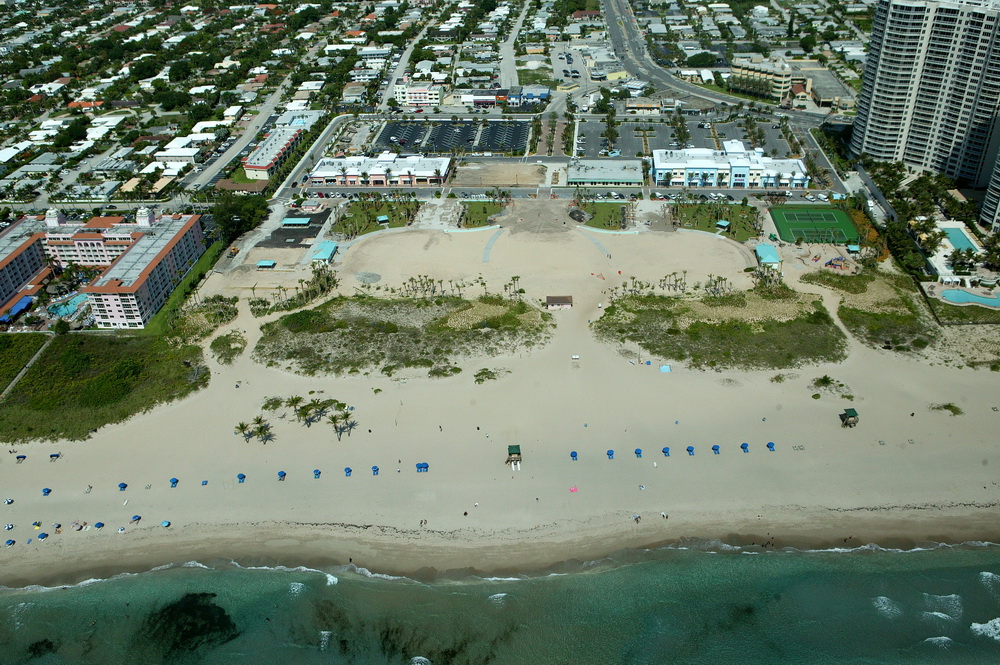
228, 167, 257, 184
332, 201, 421, 237
671, 202, 760, 241
0, 333, 48, 390
141, 241, 225, 337
0, 335, 207, 441
593, 294, 846, 369
517, 69, 560, 88
582, 202, 628, 229
462, 202, 502, 227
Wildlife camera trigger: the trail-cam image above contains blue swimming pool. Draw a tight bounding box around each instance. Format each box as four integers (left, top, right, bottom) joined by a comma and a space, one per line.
941, 289, 1000, 308
943, 227, 977, 252
48, 293, 88, 318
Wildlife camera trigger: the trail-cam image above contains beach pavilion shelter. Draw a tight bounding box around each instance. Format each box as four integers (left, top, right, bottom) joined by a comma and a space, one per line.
840, 408, 859, 428
281, 217, 311, 228
545, 295, 573, 310
256, 260, 277, 270
310, 240, 338, 265
755, 243, 781, 269
506, 444, 522, 465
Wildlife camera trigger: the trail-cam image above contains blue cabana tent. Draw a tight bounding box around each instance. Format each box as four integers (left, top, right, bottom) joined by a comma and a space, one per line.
0, 295, 33, 322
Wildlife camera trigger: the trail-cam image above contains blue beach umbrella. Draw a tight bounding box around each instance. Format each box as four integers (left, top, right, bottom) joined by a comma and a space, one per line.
41, 488, 51, 496
570, 451, 578, 461
687, 446, 694, 456
420, 463, 429, 471
767, 442, 775, 451
313, 469, 321, 479
372, 466, 379, 475
607, 449, 615, 460
94, 522, 104, 529
118, 483, 127, 491
634, 448, 642, 458
4, 539, 13, 547
741, 442, 749, 453
344, 467, 352, 477
161, 521, 171, 528
131, 515, 141, 522
712, 445, 720, 455
237, 473, 246, 483
38, 532, 48, 540
662, 447, 670, 457
169, 478, 179, 488
277, 471, 286, 480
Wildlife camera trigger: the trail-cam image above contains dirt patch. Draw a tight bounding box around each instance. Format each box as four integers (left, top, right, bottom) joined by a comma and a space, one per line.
446, 301, 507, 329
493, 200, 577, 235
451, 162, 546, 187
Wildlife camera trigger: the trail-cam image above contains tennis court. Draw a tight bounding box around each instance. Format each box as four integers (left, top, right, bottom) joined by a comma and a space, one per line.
769, 206, 858, 243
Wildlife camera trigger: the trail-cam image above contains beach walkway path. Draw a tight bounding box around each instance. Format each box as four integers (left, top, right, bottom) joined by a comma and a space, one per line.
0, 334, 54, 401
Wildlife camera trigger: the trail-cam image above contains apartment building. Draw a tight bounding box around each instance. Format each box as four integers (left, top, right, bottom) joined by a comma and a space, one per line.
392, 78, 444, 107
243, 127, 303, 180
850, 0, 1000, 187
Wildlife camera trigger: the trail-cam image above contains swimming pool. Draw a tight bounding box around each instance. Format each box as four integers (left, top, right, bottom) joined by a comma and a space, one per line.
943, 227, 977, 252
941, 289, 1000, 308
48, 293, 88, 318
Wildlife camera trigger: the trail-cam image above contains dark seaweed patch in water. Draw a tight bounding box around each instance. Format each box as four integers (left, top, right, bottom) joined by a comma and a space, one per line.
312, 599, 519, 664
26, 638, 57, 659
132, 592, 239, 662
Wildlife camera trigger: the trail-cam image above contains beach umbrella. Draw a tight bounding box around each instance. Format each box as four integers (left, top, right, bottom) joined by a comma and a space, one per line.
607, 450, 615, 460
662, 447, 670, 457
131, 515, 141, 522
687, 446, 694, 456
15, 455, 25, 463
3, 524, 12, 531
712, 445, 720, 455
767, 442, 775, 452
237, 473, 246, 483
277, 471, 286, 480
344, 467, 352, 477
372, 466, 379, 476
118, 482, 127, 491
634, 448, 642, 458
161, 521, 171, 528
41, 488, 51, 496
49, 453, 60, 461
421, 463, 429, 471
570, 451, 578, 461
741, 442, 749, 453
37, 532, 48, 540
169, 478, 179, 488
4, 540, 13, 547
32, 521, 40, 529
94, 522, 104, 529
313, 469, 321, 479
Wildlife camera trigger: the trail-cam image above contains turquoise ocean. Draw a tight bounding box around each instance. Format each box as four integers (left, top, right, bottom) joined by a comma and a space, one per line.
4, 542, 1000, 664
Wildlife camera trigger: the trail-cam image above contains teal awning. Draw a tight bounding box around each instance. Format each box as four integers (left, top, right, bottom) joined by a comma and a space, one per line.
256, 260, 276, 268
755, 243, 780, 265
281, 217, 311, 226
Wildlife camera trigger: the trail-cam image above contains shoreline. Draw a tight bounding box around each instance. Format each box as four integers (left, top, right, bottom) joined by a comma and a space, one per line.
4, 505, 1000, 590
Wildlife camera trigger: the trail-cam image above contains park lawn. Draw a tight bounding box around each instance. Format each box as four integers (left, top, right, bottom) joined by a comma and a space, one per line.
0, 333, 48, 390
462, 202, 502, 226
141, 241, 225, 336
332, 201, 420, 237
0, 334, 207, 441
583, 202, 628, 229
672, 202, 760, 241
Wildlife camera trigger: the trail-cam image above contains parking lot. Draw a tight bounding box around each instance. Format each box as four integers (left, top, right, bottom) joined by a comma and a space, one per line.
256, 210, 332, 249
374, 120, 529, 154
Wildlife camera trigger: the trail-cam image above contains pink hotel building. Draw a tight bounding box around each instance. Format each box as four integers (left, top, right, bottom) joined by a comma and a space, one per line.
0, 208, 205, 329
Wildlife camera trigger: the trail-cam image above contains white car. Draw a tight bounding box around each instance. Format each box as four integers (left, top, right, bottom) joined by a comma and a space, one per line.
804, 194, 817, 202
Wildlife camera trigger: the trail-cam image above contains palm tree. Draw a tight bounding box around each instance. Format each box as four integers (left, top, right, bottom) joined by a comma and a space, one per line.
285, 395, 304, 420
327, 412, 344, 441
236, 421, 251, 441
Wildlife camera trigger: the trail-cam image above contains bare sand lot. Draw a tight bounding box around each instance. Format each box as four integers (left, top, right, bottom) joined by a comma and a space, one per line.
450, 162, 546, 188
3, 213, 999, 586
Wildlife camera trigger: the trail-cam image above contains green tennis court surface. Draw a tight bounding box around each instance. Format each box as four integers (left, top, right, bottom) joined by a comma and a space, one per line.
769, 206, 858, 243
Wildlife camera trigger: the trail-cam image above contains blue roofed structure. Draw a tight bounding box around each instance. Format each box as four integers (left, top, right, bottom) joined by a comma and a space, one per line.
0, 295, 33, 322
311, 240, 338, 264
755, 243, 781, 266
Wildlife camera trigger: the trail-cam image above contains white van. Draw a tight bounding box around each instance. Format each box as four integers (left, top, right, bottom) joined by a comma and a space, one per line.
817, 193, 829, 202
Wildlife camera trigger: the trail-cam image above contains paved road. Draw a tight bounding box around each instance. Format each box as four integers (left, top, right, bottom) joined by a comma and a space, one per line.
378, 18, 437, 112
498, 1, 531, 88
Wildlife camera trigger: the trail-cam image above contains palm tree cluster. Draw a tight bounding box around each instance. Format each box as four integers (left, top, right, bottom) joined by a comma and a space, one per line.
948, 247, 979, 273
235, 415, 275, 444
246, 265, 340, 316
248, 395, 360, 442
337, 190, 421, 239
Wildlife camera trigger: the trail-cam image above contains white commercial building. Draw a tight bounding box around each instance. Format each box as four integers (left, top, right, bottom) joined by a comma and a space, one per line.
308, 152, 451, 187
392, 79, 444, 107
651, 141, 810, 189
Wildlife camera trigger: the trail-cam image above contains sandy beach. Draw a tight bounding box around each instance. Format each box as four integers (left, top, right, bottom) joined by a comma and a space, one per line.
2, 207, 999, 587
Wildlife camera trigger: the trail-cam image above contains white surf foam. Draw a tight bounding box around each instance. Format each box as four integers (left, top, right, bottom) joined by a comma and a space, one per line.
288, 582, 306, 596
922, 636, 954, 649
971, 617, 1000, 642
979, 572, 1000, 598
319, 630, 331, 651
351, 565, 405, 581
234, 563, 338, 585
409, 657, 432, 665
488, 592, 508, 605
923, 593, 963, 620
922, 611, 958, 624
872, 596, 903, 619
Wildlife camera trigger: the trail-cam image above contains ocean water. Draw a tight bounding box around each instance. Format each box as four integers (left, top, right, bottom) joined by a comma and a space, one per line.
4, 543, 1000, 664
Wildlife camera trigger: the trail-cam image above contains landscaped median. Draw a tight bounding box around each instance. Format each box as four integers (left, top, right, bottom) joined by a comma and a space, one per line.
331, 199, 421, 238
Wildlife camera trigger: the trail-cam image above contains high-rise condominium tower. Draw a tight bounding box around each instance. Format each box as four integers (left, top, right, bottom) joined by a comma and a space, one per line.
850, 0, 1000, 188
